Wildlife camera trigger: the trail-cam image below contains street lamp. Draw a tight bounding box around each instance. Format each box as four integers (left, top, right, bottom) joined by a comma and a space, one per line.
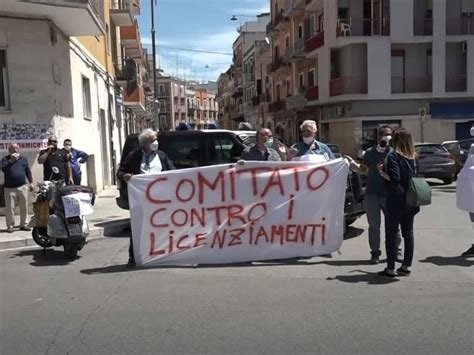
230, 14, 256, 21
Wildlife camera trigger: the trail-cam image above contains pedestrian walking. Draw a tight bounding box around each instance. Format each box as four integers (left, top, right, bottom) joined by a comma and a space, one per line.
37, 136, 72, 183
456, 125, 474, 257
378, 128, 420, 278
63, 139, 88, 185
1, 144, 34, 233
346, 125, 402, 264
117, 129, 175, 267
241, 128, 286, 161
288, 120, 335, 161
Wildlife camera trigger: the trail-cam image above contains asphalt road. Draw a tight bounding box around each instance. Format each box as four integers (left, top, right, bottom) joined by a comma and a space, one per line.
1, 181, 473, 355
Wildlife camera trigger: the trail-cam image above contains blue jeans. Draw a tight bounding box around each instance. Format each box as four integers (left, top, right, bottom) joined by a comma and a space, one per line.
366, 194, 401, 257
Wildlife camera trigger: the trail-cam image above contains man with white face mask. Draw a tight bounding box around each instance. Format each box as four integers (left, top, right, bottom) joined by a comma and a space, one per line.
347, 125, 402, 264
241, 128, 285, 161
118, 128, 175, 267
288, 120, 335, 161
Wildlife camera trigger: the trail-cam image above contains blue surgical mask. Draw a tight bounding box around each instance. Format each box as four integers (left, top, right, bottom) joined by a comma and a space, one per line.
264, 138, 274, 148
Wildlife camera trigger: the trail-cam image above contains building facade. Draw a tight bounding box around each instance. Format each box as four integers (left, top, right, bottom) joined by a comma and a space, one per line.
0, 0, 148, 201
267, 0, 474, 152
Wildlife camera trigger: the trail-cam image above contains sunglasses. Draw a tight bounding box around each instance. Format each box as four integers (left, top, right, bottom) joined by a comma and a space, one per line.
49, 140, 58, 143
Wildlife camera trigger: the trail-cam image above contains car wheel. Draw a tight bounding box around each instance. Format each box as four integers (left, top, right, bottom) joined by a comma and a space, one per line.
442, 178, 454, 185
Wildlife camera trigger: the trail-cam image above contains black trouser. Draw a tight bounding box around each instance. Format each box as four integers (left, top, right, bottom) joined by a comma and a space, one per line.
73, 174, 82, 186
129, 235, 134, 263
385, 205, 417, 270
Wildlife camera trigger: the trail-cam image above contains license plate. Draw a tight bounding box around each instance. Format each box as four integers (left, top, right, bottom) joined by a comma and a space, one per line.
67, 223, 83, 236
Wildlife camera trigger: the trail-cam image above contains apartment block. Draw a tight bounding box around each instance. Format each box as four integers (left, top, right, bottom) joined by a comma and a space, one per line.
0, 0, 148, 200
272, 0, 474, 153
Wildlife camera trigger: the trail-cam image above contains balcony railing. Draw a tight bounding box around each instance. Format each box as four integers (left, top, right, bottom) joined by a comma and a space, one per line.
305, 32, 324, 53
110, 0, 134, 26
445, 75, 467, 92
330, 76, 368, 96
244, 73, 255, 82
306, 86, 319, 101
391, 76, 432, 94
446, 17, 474, 35
336, 18, 390, 37
124, 86, 146, 111
414, 17, 433, 36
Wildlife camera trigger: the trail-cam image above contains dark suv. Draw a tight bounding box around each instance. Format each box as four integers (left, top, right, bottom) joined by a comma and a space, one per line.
116, 130, 366, 227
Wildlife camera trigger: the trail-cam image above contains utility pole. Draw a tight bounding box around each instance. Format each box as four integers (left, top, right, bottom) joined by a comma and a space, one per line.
151, 0, 159, 130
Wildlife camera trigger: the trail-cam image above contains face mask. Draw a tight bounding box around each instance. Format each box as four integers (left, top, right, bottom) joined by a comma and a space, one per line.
379, 135, 391, 148
150, 140, 159, 151
303, 137, 314, 145
376, 145, 386, 153
64, 145, 72, 152
264, 138, 274, 148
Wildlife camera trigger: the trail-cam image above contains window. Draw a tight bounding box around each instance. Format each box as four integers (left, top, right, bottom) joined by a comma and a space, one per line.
207, 135, 242, 165
299, 73, 305, 88
161, 135, 201, 169
308, 69, 315, 87
286, 79, 291, 97
82, 76, 92, 119
159, 100, 166, 111
159, 84, 165, 95
285, 36, 290, 48
298, 25, 303, 39
0, 50, 9, 110
106, 23, 111, 53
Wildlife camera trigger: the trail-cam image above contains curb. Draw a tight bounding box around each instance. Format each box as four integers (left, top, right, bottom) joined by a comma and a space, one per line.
0, 220, 130, 251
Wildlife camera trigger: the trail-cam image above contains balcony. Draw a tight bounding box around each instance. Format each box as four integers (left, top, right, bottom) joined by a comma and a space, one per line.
2, 0, 105, 35
446, 75, 467, 92
330, 77, 368, 96
286, 90, 307, 110
244, 73, 255, 83
115, 58, 136, 88
306, 86, 319, 101
305, 32, 325, 53
391, 76, 432, 94
446, 17, 474, 35
124, 86, 146, 111
306, 0, 323, 12
268, 11, 289, 33
110, 0, 135, 27
336, 18, 390, 37
284, 0, 305, 17
157, 88, 170, 97
120, 23, 144, 59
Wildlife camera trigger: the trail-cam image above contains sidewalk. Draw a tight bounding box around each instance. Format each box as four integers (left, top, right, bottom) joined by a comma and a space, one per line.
0, 186, 130, 250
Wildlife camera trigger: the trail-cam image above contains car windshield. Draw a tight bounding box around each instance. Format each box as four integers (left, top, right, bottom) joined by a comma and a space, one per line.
415, 144, 448, 155
442, 142, 459, 152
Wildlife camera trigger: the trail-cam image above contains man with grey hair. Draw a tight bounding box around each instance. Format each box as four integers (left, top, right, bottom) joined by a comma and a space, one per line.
1, 144, 34, 233
288, 120, 335, 161
117, 129, 174, 267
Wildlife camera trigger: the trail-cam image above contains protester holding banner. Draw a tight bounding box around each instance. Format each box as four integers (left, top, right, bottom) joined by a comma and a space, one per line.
1, 144, 34, 233
378, 129, 419, 278
346, 125, 402, 265
117, 129, 175, 267
288, 120, 335, 162
241, 128, 286, 162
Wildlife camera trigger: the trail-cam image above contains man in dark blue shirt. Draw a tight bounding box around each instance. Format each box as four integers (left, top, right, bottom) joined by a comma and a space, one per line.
241, 128, 285, 162
63, 139, 88, 185
1, 144, 33, 233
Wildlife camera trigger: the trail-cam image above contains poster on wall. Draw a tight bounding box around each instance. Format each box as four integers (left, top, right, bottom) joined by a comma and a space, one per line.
0, 123, 54, 152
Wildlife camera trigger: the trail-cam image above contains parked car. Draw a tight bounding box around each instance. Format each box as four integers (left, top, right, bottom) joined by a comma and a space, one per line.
415, 143, 456, 185
442, 140, 464, 174
459, 138, 474, 166
116, 130, 366, 228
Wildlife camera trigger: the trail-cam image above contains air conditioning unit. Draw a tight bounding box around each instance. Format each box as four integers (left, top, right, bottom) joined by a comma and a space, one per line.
461, 41, 468, 54
334, 106, 345, 117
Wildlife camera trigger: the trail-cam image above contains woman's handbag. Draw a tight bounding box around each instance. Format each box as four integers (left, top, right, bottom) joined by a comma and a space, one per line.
404, 158, 432, 207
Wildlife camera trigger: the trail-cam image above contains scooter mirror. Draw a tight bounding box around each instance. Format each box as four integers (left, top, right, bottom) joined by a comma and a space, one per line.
52, 167, 60, 174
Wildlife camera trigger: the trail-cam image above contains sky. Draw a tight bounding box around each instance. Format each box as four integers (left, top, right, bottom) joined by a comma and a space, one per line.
138, 0, 269, 82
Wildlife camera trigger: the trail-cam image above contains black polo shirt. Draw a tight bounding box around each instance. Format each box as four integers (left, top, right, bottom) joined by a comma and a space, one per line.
39, 148, 69, 181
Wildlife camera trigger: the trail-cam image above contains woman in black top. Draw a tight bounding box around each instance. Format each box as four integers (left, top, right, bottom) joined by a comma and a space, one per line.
378, 129, 420, 278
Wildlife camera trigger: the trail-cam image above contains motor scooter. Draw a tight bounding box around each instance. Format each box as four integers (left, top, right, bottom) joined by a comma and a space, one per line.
29, 167, 95, 260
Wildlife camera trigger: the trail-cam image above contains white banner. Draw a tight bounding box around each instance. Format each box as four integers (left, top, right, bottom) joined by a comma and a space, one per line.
0, 139, 48, 152
62, 193, 94, 218
129, 159, 349, 266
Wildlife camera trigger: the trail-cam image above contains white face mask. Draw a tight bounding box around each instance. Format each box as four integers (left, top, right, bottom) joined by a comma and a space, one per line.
150, 140, 159, 152
264, 138, 274, 148
303, 136, 314, 145
376, 145, 386, 153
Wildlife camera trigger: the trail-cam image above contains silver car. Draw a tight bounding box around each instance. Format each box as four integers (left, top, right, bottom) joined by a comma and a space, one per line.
415, 143, 456, 185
